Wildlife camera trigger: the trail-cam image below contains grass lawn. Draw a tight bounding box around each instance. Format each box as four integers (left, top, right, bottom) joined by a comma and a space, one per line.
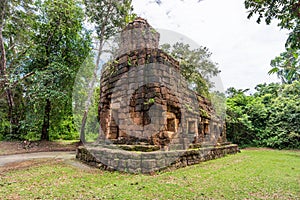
0, 149, 299, 199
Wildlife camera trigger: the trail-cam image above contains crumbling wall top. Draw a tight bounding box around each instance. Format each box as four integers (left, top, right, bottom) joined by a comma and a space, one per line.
123, 17, 152, 31
118, 17, 160, 55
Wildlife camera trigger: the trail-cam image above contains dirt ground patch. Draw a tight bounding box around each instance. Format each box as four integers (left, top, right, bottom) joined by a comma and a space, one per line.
0, 141, 96, 172
0, 151, 96, 173
0, 159, 57, 173
0, 140, 80, 156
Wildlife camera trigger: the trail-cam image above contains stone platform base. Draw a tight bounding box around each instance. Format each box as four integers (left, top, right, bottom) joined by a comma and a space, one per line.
76, 144, 239, 174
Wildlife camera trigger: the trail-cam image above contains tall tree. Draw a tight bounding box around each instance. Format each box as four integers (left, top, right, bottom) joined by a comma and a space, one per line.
26, 0, 91, 140
79, 0, 136, 142
0, 0, 35, 138
161, 42, 220, 97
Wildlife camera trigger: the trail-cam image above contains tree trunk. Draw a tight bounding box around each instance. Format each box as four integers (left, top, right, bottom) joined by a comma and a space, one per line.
0, 2, 18, 136
79, 39, 104, 143
41, 98, 51, 141
80, 110, 87, 143
6, 88, 18, 135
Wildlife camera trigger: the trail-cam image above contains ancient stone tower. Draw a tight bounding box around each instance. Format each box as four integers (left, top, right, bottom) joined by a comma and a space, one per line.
98, 17, 227, 150
76, 18, 238, 173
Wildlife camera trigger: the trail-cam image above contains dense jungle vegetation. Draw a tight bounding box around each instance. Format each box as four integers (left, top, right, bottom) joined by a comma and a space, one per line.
0, 0, 299, 149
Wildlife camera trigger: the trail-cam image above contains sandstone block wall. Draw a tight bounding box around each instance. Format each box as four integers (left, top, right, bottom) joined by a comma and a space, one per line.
78, 17, 237, 174
76, 144, 240, 174
98, 17, 227, 149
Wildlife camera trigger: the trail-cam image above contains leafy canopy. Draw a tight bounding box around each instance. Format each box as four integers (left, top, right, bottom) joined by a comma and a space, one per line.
245, 0, 300, 49
226, 82, 300, 149
244, 0, 300, 84
161, 42, 220, 97
268, 48, 300, 84
84, 0, 136, 40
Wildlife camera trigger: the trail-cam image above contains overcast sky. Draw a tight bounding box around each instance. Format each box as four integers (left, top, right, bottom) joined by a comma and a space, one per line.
132, 0, 289, 91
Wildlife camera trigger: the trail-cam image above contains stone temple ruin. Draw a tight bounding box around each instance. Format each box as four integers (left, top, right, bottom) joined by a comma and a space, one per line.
76, 18, 239, 173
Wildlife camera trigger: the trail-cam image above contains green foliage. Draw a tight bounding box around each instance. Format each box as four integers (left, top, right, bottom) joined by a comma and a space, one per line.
84, 0, 136, 40
226, 82, 300, 149
0, 0, 36, 139
144, 98, 155, 105
73, 61, 100, 143
24, 0, 92, 140
81, 87, 101, 142
0, 117, 10, 141
245, 0, 300, 49
0, 97, 9, 140
72, 55, 96, 113
268, 49, 300, 84
0, 0, 92, 141
244, 0, 300, 88
78, 0, 135, 142
161, 42, 219, 97
0, 0, 136, 141
226, 88, 255, 147
50, 115, 78, 140
210, 91, 226, 120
